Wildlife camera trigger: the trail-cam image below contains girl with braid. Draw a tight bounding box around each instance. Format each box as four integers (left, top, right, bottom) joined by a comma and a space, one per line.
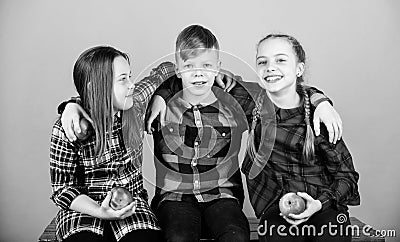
242, 34, 360, 242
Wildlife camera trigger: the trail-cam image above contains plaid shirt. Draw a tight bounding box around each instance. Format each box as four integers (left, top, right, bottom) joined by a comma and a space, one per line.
151, 84, 249, 207
50, 62, 175, 241
241, 92, 360, 218
150, 72, 330, 208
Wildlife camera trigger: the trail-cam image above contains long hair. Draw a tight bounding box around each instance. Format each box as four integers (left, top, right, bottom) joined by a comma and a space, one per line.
73, 46, 139, 158
247, 34, 315, 162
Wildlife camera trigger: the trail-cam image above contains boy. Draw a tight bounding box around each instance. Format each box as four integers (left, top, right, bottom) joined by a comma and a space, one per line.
149, 25, 251, 241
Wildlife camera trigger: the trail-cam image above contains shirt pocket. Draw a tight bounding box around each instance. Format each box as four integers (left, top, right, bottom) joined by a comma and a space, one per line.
206, 127, 232, 158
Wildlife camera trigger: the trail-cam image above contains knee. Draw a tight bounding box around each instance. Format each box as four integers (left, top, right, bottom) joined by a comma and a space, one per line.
165, 231, 199, 242
216, 224, 250, 242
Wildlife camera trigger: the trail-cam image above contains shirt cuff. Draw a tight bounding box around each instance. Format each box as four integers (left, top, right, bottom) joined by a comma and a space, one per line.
57, 96, 81, 115
310, 93, 332, 108
317, 192, 334, 211
51, 186, 83, 210
151, 62, 176, 80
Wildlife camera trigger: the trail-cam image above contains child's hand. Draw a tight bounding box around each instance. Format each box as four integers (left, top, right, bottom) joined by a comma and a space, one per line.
313, 101, 342, 144
145, 95, 166, 134
99, 192, 137, 220
280, 192, 322, 226
216, 69, 240, 92
61, 103, 93, 142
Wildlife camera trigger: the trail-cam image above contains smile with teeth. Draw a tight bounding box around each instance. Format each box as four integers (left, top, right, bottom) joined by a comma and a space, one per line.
264, 75, 283, 83
192, 80, 208, 86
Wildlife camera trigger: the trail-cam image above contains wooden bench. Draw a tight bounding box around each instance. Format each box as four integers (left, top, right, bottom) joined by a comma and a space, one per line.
39, 217, 385, 241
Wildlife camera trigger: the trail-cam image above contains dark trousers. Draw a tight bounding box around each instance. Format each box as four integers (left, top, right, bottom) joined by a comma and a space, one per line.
258, 204, 351, 242
155, 197, 250, 242
62, 222, 162, 242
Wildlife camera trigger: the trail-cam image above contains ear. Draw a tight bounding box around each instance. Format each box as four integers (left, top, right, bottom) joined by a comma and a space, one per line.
296, 62, 305, 77
175, 64, 181, 78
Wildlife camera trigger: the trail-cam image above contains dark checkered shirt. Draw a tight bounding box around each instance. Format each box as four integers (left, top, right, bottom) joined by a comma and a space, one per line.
241, 93, 360, 218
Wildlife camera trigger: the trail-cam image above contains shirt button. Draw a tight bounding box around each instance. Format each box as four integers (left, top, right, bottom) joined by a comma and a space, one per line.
169, 128, 174, 132
222, 132, 226, 137
196, 120, 201, 125
194, 141, 199, 146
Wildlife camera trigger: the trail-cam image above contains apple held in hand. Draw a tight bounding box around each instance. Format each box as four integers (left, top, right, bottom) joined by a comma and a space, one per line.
110, 186, 134, 210
279, 192, 306, 217
75, 118, 93, 141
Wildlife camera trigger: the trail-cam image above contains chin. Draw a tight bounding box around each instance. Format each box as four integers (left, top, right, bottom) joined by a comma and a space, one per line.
117, 101, 134, 111
264, 82, 285, 94
189, 87, 212, 96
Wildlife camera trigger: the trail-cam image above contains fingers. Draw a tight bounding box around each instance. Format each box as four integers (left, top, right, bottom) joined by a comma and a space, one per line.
215, 73, 226, 89
63, 119, 76, 142
118, 201, 137, 219
227, 75, 240, 92
287, 208, 312, 220
296, 192, 313, 201
146, 111, 157, 134
223, 75, 232, 92
336, 113, 343, 141
72, 116, 81, 134
81, 110, 94, 125
332, 121, 339, 144
159, 106, 166, 127
326, 122, 335, 144
286, 215, 309, 225
225, 75, 238, 92
280, 213, 308, 226
101, 192, 112, 208
313, 116, 321, 137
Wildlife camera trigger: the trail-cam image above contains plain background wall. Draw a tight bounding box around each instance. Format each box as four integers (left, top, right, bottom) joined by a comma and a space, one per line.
1, 0, 399, 241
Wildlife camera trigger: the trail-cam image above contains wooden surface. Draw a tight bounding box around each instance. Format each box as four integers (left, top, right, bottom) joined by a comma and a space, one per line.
39, 217, 385, 242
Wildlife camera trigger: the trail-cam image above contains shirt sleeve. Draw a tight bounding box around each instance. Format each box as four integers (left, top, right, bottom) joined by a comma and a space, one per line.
315, 128, 360, 211
133, 61, 176, 107
304, 85, 332, 108
57, 96, 82, 115
50, 118, 86, 210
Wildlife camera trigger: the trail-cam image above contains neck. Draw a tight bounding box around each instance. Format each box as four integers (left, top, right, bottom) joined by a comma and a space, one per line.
182, 90, 217, 106
268, 84, 301, 109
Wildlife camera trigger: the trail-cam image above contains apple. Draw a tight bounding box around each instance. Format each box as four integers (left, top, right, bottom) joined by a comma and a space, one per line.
278, 192, 306, 217
75, 118, 93, 141
109, 186, 134, 210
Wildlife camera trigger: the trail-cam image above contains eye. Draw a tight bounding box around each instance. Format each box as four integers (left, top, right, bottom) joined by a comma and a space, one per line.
257, 60, 267, 66
203, 63, 212, 68
184, 64, 193, 69
276, 58, 286, 63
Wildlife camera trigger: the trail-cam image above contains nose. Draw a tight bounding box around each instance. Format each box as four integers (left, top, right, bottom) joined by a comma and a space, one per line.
127, 78, 135, 88
193, 68, 204, 77
266, 62, 276, 72
127, 79, 135, 93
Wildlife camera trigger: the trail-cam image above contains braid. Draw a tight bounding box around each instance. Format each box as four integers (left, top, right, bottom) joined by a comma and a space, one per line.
247, 94, 262, 163
301, 84, 315, 161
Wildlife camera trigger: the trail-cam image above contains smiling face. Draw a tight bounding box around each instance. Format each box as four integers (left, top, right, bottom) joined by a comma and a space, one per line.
256, 38, 304, 95
175, 49, 221, 103
112, 56, 134, 113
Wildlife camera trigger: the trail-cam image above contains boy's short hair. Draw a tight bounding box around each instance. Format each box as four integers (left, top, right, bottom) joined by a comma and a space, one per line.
175, 24, 220, 62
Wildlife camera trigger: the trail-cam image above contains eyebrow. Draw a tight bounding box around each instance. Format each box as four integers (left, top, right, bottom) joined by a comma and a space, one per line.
116, 72, 131, 78
257, 53, 289, 60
